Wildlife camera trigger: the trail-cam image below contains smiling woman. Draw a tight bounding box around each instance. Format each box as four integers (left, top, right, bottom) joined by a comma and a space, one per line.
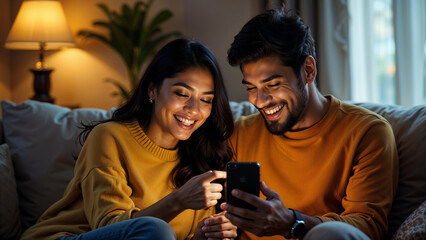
147, 67, 215, 149
19, 39, 237, 240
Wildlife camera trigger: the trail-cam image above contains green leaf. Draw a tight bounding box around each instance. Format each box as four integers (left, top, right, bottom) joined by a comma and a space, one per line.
104, 78, 130, 100
78, 0, 181, 103
138, 31, 182, 67
78, 30, 113, 48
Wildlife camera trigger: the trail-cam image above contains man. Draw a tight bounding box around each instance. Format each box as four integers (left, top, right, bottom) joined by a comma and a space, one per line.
220, 10, 398, 240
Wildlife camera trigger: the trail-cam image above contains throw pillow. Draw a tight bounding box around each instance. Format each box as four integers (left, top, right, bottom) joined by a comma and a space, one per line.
229, 101, 258, 120
392, 200, 426, 240
354, 103, 426, 238
0, 143, 22, 240
1, 100, 115, 231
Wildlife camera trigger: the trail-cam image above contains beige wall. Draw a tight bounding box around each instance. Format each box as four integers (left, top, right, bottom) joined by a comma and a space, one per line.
0, 0, 12, 115
183, 0, 261, 102
1, 0, 260, 110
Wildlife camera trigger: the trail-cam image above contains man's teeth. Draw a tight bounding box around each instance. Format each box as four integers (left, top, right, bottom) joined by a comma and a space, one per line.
176, 116, 195, 126
265, 105, 283, 115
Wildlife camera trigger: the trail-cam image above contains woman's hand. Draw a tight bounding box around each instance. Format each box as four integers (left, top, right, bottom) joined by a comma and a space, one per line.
131, 170, 226, 223
193, 211, 238, 240
174, 170, 226, 210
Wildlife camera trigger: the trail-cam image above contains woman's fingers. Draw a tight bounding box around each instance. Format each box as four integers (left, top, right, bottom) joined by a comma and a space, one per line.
198, 170, 226, 183
202, 212, 238, 238
177, 170, 226, 209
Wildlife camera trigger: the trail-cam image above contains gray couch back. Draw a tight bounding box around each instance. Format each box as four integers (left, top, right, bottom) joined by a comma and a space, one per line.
0, 118, 4, 145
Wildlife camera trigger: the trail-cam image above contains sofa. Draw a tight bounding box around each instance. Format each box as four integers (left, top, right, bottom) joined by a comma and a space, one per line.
0, 99, 425, 240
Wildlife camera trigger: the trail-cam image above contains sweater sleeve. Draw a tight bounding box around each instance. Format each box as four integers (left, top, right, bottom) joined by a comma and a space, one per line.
319, 120, 399, 240
81, 167, 141, 228
78, 124, 141, 229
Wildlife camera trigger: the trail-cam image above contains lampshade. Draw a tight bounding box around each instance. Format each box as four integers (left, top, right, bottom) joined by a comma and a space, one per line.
4, 0, 75, 50
4, 0, 76, 104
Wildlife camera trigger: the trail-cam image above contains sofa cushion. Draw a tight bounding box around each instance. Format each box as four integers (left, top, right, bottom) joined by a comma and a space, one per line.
229, 101, 258, 120
392, 200, 426, 240
0, 118, 4, 144
354, 103, 426, 238
0, 143, 22, 239
1, 100, 115, 231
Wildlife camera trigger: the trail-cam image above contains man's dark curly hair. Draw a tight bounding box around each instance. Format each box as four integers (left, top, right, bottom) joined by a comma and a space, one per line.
227, 10, 316, 80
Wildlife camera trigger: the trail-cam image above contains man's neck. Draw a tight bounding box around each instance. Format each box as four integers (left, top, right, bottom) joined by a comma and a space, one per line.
291, 85, 330, 131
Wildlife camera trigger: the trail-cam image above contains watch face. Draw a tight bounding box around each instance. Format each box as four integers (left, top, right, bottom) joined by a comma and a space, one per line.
292, 220, 306, 238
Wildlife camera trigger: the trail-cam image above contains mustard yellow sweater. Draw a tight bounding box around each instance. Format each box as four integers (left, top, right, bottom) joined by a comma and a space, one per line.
21, 120, 214, 240
229, 96, 398, 240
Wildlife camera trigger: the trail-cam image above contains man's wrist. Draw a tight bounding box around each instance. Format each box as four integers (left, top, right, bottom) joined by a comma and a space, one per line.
288, 208, 306, 239
283, 209, 296, 239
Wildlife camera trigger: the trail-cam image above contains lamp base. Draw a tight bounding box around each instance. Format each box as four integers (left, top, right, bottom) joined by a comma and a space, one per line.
30, 68, 55, 104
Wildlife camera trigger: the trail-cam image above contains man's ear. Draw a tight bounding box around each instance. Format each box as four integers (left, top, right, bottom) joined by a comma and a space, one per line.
303, 56, 316, 84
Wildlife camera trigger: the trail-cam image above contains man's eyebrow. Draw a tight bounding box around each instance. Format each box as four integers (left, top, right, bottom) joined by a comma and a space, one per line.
242, 74, 283, 85
172, 82, 214, 95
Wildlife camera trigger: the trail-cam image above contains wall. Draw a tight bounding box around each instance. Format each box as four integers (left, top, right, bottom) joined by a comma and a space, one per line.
0, 0, 11, 115
183, 0, 261, 102
1, 0, 260, 110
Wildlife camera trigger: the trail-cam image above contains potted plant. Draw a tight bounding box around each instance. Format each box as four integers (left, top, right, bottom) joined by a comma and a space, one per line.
78, 0, 181, 102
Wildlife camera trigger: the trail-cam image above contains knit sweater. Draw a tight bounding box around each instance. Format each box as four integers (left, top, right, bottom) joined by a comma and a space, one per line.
229, 96, 398, 240
21, 120, 214, 240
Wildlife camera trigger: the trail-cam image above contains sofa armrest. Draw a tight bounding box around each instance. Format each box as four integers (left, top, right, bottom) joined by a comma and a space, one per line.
0, 118, 4, 145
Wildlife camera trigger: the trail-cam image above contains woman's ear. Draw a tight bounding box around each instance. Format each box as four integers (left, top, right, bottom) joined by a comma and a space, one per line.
148, 83, 156, 100
303, 56, 316, 84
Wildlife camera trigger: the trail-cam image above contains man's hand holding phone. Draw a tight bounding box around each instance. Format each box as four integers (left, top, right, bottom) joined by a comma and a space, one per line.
226, 162, 260, 210
223, 177, 295, 238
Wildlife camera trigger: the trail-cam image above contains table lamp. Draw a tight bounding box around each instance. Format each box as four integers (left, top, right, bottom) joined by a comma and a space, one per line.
4, 0, 75, 103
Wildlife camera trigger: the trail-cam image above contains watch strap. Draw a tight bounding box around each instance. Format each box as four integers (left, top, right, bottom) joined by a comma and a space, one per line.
288, 208, 306, 239
289, 208, 303, 221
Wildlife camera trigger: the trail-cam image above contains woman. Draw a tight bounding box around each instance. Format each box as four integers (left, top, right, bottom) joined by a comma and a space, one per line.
21, 39, 237, 240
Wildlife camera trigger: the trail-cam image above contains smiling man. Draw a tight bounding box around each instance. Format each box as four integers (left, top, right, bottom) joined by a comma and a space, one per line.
221, 10, 399, 240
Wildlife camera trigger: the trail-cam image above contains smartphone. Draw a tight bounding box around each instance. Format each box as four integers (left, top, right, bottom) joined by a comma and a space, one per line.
226, 162, 260, 210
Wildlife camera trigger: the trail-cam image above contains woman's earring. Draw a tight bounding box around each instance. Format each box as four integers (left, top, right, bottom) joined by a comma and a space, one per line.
148, 97, 154, 103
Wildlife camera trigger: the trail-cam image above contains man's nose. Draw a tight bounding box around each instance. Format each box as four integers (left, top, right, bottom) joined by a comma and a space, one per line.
254, 88, 271, 109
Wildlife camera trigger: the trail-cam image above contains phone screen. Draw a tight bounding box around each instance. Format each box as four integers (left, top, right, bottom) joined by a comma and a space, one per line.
226, 162, 260, 210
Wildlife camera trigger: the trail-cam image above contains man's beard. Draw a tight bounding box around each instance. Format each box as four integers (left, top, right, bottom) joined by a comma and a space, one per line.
259, 82, 308, 135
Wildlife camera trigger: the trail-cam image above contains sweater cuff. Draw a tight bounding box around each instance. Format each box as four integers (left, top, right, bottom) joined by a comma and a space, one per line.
108, 207, 142, 225
317, 216, 333, 223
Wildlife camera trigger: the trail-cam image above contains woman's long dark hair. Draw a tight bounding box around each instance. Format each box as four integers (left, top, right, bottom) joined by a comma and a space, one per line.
79, 38, 234, 188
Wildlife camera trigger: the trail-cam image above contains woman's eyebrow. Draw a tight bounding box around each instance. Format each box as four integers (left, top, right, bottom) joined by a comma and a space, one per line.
172, 82, 214, 95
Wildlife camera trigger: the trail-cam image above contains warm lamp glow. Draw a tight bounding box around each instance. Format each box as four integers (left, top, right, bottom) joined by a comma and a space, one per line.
4, 0, 76, 103
5, 0, 75, 50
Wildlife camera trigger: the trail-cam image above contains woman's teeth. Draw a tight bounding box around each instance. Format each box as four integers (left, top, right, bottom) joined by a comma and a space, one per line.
176, 116, 195, 126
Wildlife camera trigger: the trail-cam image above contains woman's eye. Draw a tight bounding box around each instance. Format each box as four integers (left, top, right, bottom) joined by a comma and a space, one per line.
201, 99, 212, 104
175, 91, 188, 98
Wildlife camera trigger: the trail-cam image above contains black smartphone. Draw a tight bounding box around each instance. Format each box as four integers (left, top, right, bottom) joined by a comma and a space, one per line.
226, 162, 260, 210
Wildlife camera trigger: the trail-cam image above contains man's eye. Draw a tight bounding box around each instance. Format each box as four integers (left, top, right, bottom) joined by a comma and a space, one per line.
268, 83, 280, 88
246, 87, 256, 91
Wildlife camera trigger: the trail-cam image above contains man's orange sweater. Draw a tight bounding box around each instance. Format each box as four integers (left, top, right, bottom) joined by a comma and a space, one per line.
229, 96, 398, 240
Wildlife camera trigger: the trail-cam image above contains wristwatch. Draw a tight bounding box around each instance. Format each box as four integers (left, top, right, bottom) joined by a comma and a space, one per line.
289, 208, 306, 239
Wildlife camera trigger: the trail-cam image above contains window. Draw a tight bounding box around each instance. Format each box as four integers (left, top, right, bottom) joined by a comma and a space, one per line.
348, 0, 425, 107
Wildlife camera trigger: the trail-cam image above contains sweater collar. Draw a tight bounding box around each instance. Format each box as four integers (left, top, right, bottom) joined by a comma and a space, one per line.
125, 119, 179, 162
278, 95, 338, 140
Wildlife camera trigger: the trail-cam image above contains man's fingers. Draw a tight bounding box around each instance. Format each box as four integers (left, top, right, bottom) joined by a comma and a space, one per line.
222, 202, 261, 221
224, 211, 259, 230
260, 181, 279, 200
231, 188, 266, 209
